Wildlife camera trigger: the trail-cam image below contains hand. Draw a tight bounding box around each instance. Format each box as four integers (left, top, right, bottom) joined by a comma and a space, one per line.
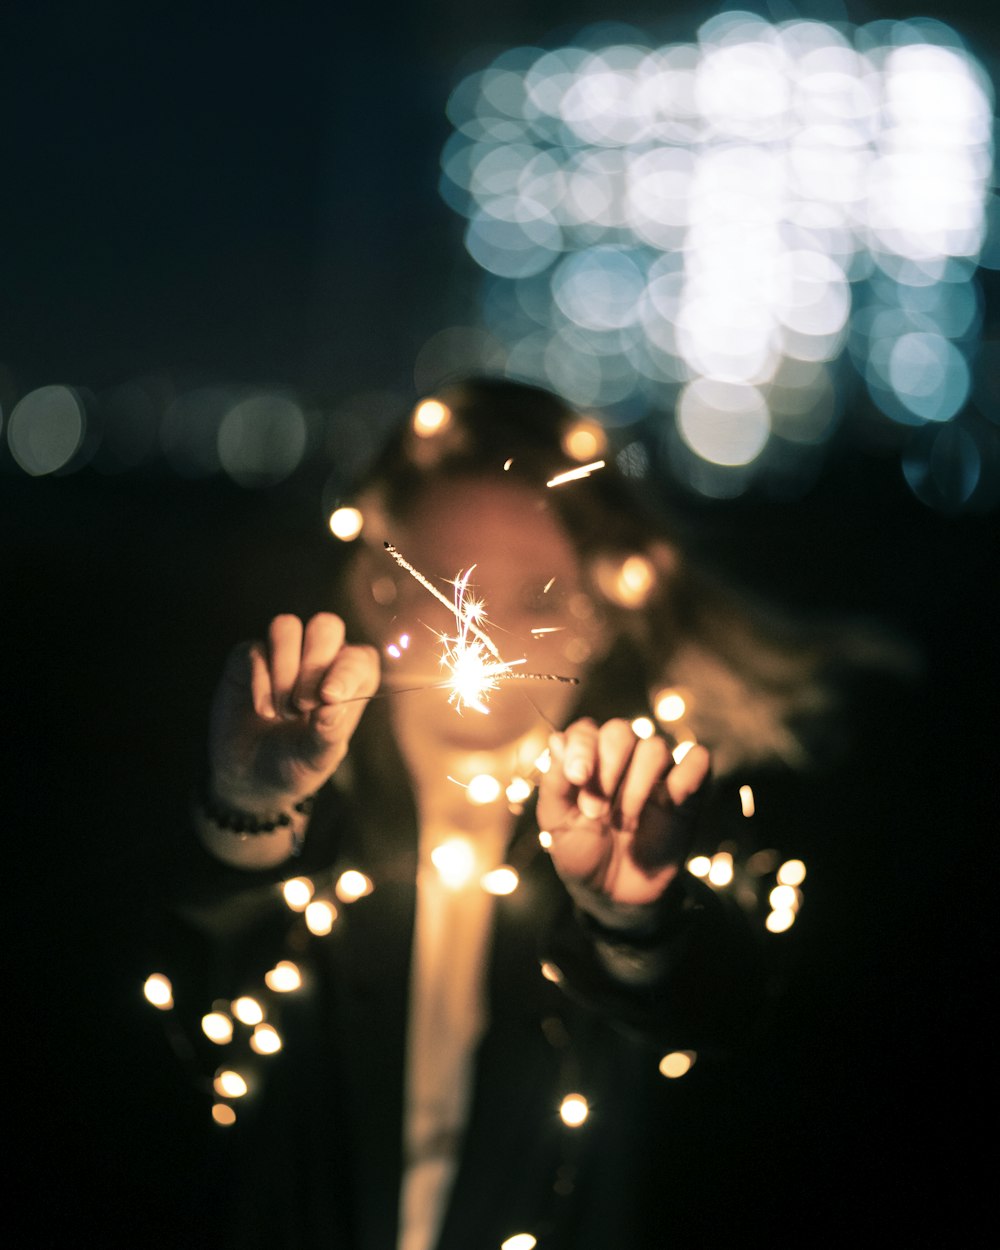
208, 612, 379, 814
537, 717, 710, 910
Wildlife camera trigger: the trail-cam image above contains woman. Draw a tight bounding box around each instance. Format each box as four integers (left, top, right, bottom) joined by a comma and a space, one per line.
183, 379, 845, 1248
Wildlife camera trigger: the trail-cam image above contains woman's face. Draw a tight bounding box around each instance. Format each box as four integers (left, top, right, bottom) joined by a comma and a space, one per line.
354, 476, 608, 749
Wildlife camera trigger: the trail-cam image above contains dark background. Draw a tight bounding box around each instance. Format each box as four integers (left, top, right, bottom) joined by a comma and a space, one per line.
3, 1, 995, 1243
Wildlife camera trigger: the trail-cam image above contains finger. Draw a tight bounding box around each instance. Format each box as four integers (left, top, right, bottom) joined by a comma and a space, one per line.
561, 718, 599, 788
267, 614, 304, 719
616, 735, 672, 832
293, 613, 346, 711
309, 644, 381, 748
665, 743, 711, 807
594, 719, 636, 802
249, 643, 277, 720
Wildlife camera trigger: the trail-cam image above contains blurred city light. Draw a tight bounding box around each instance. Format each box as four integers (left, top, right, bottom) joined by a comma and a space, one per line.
438, 14, 996, 508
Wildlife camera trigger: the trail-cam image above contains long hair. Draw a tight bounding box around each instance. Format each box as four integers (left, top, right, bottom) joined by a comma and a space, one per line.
337, 377, 914, 776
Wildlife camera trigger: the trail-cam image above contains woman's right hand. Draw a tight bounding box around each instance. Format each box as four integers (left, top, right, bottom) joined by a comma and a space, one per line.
208, 612, 380, 816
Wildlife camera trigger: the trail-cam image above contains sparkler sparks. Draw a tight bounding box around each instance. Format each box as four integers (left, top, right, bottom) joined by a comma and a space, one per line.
382, 542, 577, 715
545, 460, 606, 488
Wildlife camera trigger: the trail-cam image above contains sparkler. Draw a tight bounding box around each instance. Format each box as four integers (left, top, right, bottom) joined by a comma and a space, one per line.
546, 460, 606, 488
382, 542, 577, 715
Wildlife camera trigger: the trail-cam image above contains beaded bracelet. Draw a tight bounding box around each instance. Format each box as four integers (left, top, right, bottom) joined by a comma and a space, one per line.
198, 786, 317, 836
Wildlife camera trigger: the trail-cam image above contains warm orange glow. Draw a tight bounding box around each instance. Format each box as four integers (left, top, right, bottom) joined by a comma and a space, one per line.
739, 785, 755, 818
213, 1070, 248, 1098
538, 830, 553, 850
766, 907, 796, 934
535, 747, 552, 774
708, 852, 734, 887
201, 1012, 234, 1045
505, 776, 533, 804
211, 1103, 237, 1127
282, 877, 314, 911
541, 961, 562, 983
559, 1094, 589, 1127
561, 419, 607, 462
143, 974, 173, 1010
466, 773, 502, 805
658, 1051, 696, 1079
631, 716, 655, 740
687, 855, 711, 878
431, 838, 476, 889
250, 1024, 282, 1055
336, 870, 374, 902
777, 858, 807, 887
412, 399, 451, 437
305, 899, 338, 935
546, 459, 606, 488
265, 961, 302, 993
328, 506, 364, 541
481, 866, 519, 895
654, 690, 686, 722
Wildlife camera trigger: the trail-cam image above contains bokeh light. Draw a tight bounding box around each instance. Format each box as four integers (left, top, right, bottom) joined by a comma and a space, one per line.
7, 386, 86, 476
143, 973, 173, 1010
559, 1093, 590, 1127
438, 15, 996, 508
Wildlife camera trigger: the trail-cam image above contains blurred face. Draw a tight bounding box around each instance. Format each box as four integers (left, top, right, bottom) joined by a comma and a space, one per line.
354, 476, 608, 749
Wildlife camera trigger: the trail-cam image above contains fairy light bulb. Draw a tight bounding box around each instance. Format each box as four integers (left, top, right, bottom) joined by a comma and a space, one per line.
201, 1012, 234, 1045
481, 866, 519, 896
282, 877, 314, 911
538, 830, 553, 850
777, 859, 807, 887
540, 961, 562, 983
766, 908, 796, 934
329, 507, 364, 541
613, 555, 655, 607
505, 777, 533, 804
769, 885, 800, 912
559, 1094, 589, 1127
143, 974, 173, 1010
250, 1024, 282, 1055
431, 838, 476, 890
658, 1051, 696, 1079
211, 1103, 237, 1127
672, 740, 696, 764
501, 1236, 538, 1250
631, 716, 655, 739
265, 961, 302, 993
412, 399, 451, 437
466, 773, 502, 805
213, 1069, 248, 1099
561, 418, 607, 462
305, 899, 338, 936
708, 852, 734, 887
687, 856, 711, 878
654, 690, 686, 722
739, 785, 755, 817
232, 997, 264, 1026
336, 871, 374, 902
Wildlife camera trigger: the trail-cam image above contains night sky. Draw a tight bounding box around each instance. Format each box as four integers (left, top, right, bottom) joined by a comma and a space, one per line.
3, 2, 995, 1243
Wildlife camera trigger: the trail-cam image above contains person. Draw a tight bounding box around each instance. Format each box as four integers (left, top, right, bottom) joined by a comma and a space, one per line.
174, 378, 859, 1249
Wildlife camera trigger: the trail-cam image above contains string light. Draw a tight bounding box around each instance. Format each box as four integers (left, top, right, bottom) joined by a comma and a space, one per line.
505, 777, 533, 804
232, 997, 264, 1026
143, 974, 173, 1010
213, 1070, 248, 1099
658, 1051, 696, 1079
654, 690, 686, 722
766, 907, 796, 934
708, 852, 734, 887
672, 741, 696, 764
501, 1236, 538, 1250
777, 858, 807, 886
336, 871, 374, 902
431, 838, 477, 890
211, 1103, 237, 1127
739, 785, 756, 817
481, 866, 519, 895
412, 399, 452, 437
250, 1024, 283, 1056
329, 507, 364, 541
768, 885, 800, 912
631, 716, 655, 739
305, 900, 338, 936
559, 1094, 590, 1127
282, 877, 314, 911
687, 856, 711, 878
540, 962, 562, 983
264, 961, 302, 993
201, 1012, 234, 1045
467, 773, 503, 804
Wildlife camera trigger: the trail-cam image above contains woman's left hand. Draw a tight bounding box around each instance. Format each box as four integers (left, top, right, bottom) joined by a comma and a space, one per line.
537, 717, 710, 908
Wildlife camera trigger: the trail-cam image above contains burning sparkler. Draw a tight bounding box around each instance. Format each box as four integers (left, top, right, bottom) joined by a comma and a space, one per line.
382, 542, 577, 715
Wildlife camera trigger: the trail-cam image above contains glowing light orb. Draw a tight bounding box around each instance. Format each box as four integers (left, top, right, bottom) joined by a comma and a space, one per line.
305, 900, 338, 936
232, 997, 264, 1026
559, 1094, 590, 1127
213, 1070, 248, 1099
467, 773, 503, 805
412, 399, 452, 437
501, 1236, 538, 1250
766, 907, 797, 934
538, 830, 553, 850
505, 777, 533, 803
143, 974, 173, 1010
769, 885, 800, 912
282, 877, 314, 911
672, 741, 696, 764
201, 1012, 234, 1045
481, 866, 519, 895
631, 716, 655, 739
654, 690, 686, 722
211, 1103, 237, 1126
658, 1051, 696, 1079
250, 1024, 283, 1055
777, 859, 807, 887
708, 852, 734, 887
264, 961, 302, 993
336, 871, 374, 902
687, 856, 711, 878
431, 838, 477, 890
329, 507, 364, 541
739, 785, 755, 817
